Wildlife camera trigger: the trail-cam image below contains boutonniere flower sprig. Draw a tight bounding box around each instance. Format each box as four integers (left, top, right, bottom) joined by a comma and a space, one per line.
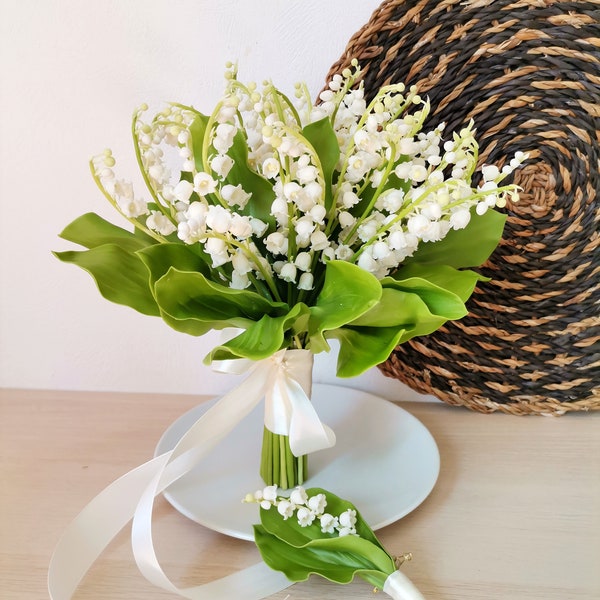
246, 485, 425, 599
55, 59, 525, 487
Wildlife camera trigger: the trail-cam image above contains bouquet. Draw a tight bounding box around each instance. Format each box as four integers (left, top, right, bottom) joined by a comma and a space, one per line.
55, 60, 525, 488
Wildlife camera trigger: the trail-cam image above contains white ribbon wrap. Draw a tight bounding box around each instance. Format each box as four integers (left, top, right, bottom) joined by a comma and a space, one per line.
48, 349, 334, 599
383, 570, 427, 600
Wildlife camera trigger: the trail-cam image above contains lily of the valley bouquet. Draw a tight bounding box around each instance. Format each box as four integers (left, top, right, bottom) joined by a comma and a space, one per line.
56, 60, 523, 489
52, 61, 527, 600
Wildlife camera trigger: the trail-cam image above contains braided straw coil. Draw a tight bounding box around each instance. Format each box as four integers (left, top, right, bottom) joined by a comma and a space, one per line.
327, 0, 600, 414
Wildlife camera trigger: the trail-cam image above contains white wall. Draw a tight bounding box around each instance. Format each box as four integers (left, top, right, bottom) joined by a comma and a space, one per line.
0, 0, 436, 403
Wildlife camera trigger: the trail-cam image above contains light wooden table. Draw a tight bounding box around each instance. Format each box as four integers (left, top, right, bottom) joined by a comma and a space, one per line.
1, 388, 599, 600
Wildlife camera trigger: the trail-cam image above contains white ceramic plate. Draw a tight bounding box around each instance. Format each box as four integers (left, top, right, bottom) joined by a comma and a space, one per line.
155, 383, 439, 541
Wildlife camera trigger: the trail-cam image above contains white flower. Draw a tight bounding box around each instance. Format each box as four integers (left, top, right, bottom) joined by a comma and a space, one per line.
338, 526, 357, 537
262, 485, 278, 503
270, 197, 289, 225
409, 163, 428, 183
335, 244, 354, 261
117, 195, 148, 218
279, 262, 297, 283
262, 157, 280, 179
206, 205, 231, 234
213, 123, 236, 154
295, 216, 316, 241
221, 184, 251, 209
205, 237, 229, 267
294, 252, 312, 272
357, 251, 378, 273
277, 500, 295, 520
341, 190, 360, 208
339, 211, 356, 228
296, 506, 315, 527
232, 251, 252, 274
450, 208, 471, 230
298, 272, 314, 290
309, 204, 327, 224
407, 214, 431, 238
231, 271, 250, 289
307, 493, 327, 516
476, 201, 488, 216
210, 154, 234, 178
481, 164, 500, 181
229, 214, 253, 239
310, 230, 330, 251
173, 180, 194, 203
250, 217, 268, 237
372, 241, 391, 260
381, 189, 404, 213
146, 211, 176, 235
319, 513, 339, 534
194, 172, 218, 197
289, 487, 308, 506
265, 232, 288, 255
296, 164, 319, 185
338, 509, 357, 528
421, 202, 442, 220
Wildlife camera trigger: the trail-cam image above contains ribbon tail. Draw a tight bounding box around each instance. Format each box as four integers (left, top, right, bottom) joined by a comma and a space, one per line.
48, 362, 292, 600
286, 377, 336, 457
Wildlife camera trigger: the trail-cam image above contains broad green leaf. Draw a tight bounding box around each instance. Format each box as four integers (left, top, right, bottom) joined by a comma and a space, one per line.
390, 263, 486, 304
59, 212, 156, 252
137, 243, 212, 289
53, 245, 160, 316
227, 131, 276, 228
308, 261, 382, 352
402, 207, 506, 269
153, 268, 288, 335
205, 303, 309, 362
301, 118, 340, 210
328, 326, 409, 378
254, 525, 390, 588
380, 276, 468, 321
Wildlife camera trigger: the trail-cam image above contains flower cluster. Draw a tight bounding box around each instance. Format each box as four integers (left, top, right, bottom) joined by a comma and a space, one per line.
90, 60, 525, 305
245, 485, 359, 536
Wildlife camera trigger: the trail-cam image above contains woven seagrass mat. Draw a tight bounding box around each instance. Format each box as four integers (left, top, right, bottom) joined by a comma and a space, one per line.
327, 0, 600, 414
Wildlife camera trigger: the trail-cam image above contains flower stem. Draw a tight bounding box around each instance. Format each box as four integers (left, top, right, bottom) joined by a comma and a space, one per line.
260, 428, 306, 489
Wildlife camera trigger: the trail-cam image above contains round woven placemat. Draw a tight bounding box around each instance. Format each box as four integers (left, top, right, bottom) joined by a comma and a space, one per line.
327, 0, 600, 414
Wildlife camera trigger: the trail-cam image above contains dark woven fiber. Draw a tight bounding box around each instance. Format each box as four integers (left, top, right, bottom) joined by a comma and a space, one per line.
327, 0, 600, 414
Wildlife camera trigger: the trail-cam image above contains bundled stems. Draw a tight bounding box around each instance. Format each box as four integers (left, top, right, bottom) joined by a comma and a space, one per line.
260, 428, 307, 488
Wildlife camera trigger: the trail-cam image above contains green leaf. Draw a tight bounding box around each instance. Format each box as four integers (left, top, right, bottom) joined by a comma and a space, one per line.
205, 303, 309, 362
328, 325, 409, 378
137, 243, 212, 289
227, 130, 276, 227
53, 245, 160, 316
308, 261, 382, 353
301, 118, 340, 210
153, 268, 288, 336
379, 276, 468, 321
189, 112, 210, 172
59, 212, 157, 252
391, 263, 486, 304
403, 208, 506, 269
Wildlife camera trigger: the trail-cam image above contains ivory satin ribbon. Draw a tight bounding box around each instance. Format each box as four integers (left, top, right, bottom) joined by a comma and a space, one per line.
48, 348, 334, 599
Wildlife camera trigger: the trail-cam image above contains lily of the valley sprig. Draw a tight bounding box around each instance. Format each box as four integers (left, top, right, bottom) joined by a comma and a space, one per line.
56, 60, 525, 378
245, 486, 420, 598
